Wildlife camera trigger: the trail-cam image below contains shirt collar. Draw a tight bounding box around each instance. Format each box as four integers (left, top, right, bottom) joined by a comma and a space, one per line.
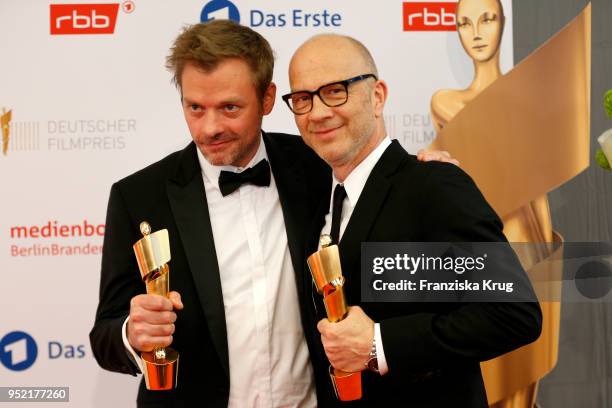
331, 137, 392, 210
196, 133, 268, 191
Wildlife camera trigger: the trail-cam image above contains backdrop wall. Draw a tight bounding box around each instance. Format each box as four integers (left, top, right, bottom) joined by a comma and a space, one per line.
1, 1, 606, 407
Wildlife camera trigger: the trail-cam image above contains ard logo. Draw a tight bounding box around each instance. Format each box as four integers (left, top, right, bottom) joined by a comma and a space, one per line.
0, 331, 38, 371
200, 0, 241, 23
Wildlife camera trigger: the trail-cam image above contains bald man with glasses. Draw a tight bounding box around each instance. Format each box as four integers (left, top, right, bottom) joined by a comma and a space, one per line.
284, 33, 542, 407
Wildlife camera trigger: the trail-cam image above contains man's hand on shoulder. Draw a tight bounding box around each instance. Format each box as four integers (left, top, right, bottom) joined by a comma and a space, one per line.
417, 149, 460, 166
127, 291, 183, 352
317, 306, 374, 372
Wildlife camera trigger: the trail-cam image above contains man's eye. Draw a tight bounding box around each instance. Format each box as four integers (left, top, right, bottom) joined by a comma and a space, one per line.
225, 105, 239, 112
292, 95, 310, 104
190, 104, 201, 112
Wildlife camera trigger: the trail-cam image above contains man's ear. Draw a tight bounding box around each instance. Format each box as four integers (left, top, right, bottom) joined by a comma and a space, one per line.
262, 82, 277, 116
372, 80, 388, 118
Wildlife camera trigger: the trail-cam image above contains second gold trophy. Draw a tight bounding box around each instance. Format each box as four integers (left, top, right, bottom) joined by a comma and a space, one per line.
307, 234, 362, 401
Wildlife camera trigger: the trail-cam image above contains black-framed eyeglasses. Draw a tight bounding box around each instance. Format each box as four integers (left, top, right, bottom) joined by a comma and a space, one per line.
282, 74, 377, 115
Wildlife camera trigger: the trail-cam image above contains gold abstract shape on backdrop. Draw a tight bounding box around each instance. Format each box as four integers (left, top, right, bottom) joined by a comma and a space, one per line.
429, 2, 590, 406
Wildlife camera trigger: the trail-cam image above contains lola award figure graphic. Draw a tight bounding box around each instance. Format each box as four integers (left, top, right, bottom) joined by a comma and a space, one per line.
431, 0, 554, 249
1, 108, 11, 155
428, 0, 592, 407
431, 0, 504, 133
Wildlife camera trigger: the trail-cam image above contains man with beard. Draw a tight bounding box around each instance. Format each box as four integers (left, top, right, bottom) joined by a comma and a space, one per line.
90, 20, 458, 408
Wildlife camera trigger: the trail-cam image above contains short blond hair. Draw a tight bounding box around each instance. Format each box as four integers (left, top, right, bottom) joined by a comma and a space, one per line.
166, 20, 274, 100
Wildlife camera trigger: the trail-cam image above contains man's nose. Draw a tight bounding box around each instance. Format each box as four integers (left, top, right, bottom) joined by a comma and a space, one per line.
201, 111, 224, 138
309, 94, 334, 121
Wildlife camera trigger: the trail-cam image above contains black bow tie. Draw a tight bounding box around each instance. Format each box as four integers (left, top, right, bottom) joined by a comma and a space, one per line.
218, 159, 271, 197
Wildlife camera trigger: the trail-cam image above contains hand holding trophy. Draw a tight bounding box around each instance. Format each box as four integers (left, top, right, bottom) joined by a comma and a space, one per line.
307, 234, 362, 401
132, 221, 179, 390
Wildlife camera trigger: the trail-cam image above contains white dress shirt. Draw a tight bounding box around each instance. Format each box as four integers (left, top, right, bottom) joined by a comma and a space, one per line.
123, 136, 316, 407
319, 136, 392, 375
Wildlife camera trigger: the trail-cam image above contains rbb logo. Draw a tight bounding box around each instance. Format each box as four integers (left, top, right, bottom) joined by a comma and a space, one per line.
200, 0, 241, 23
0, 331, 38, 371
50, 4, 120, 35
403, 2, 457, 32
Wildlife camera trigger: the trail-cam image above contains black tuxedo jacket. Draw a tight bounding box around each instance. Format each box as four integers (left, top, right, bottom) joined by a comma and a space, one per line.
305, 140, 542, 407
89, 132, 331, 407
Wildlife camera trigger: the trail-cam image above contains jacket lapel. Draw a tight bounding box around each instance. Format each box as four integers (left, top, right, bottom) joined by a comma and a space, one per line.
305, 194, 333, 321
264, 133, 331, 303
166, 142, 229, 377
339, 141, 406, 300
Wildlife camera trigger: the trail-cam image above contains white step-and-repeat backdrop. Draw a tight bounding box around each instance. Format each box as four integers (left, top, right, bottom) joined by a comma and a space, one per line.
0, 1, 512, 406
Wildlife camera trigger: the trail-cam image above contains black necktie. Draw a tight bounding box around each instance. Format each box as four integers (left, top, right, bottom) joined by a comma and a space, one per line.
330, 184, 347, 245
218, 159, 271, 197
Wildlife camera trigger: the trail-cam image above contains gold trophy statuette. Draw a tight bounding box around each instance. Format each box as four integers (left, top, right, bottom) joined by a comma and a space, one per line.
307, 234, 361, 401
133, 221, 179, 390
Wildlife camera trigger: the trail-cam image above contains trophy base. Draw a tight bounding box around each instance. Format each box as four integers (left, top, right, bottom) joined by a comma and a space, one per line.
329, 366, 362, 401
141, 348, 179, 390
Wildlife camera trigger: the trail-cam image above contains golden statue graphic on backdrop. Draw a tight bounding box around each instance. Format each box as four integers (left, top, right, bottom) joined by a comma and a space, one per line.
429, 0, 591, 407
431, 0, 505, 132
1, 108, 12, 156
